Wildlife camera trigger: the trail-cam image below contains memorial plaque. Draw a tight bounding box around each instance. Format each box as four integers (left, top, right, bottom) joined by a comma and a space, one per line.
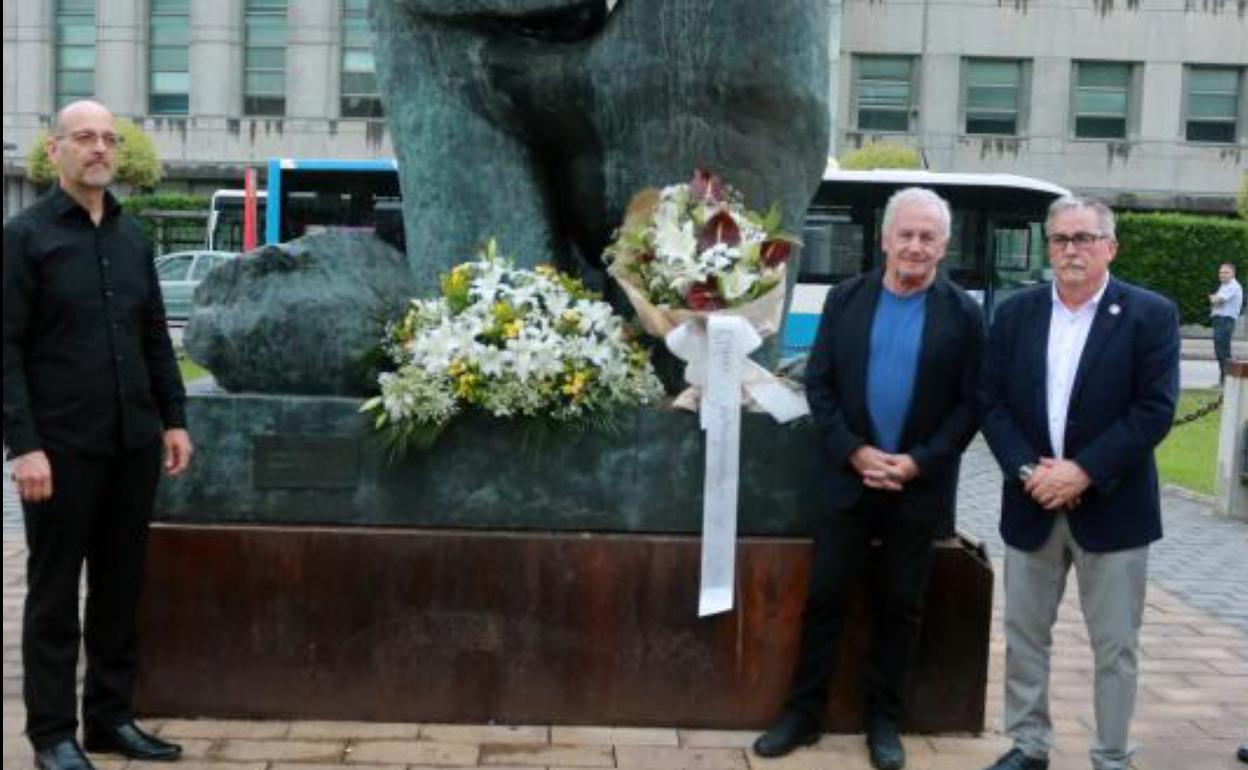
253, 435, 359, 489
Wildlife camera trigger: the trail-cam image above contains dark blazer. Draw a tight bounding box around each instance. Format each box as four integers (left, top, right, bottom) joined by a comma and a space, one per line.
804, 268, 986, 534
978, 277, 1180, 553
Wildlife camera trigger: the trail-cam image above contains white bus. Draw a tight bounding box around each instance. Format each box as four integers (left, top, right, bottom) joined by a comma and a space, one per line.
783, 169, 1071, 358
206, 188, 268, 252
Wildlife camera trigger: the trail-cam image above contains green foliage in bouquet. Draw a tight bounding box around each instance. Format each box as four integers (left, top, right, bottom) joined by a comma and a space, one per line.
361, 240, 665, 456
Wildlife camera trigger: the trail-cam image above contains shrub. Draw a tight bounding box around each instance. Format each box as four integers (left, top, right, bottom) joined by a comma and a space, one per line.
838, 142, 922, 171
122, 193, 210, 252
1114, 212, 1248, 325
25, 118, 162, 190
120, 193, 209, 214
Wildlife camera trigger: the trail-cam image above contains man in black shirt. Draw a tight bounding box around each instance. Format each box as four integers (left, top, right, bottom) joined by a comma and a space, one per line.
3, 100, 191, 770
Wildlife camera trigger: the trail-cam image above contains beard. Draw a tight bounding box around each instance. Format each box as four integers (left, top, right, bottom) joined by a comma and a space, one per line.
79, 163, 115, 189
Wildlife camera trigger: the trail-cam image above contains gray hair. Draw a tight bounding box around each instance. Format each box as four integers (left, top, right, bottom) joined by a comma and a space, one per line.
882, 187, 952, 238
1046, 196, 1116, 240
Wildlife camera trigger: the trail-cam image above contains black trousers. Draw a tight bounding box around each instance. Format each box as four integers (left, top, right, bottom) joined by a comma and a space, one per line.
1213, 315, 1235, 381
22, 443, 161, 749
784, 490, 940, 726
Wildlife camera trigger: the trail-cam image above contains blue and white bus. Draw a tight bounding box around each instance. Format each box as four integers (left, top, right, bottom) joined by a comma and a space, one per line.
782, 169, 1071, 357
263, 157, 404, 250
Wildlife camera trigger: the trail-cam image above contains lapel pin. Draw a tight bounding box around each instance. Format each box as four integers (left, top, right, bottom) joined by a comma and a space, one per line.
1108, 303, 1121, 316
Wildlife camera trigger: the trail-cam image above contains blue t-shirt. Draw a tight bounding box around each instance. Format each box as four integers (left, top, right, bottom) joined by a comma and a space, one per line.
866, 287, 927, 453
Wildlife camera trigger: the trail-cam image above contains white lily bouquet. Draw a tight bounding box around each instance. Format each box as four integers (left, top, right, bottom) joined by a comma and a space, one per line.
603, 169, 806, 417
362, 239, 664, 454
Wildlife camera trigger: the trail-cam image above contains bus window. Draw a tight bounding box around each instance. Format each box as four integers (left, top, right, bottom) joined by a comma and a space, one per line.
266, 159, 405, 251
992, 220, 1049, 308
942, 210, 987, 293
800, 210, 864, 283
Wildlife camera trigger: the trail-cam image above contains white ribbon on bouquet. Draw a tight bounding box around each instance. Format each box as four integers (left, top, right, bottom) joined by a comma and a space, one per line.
610, 270, 809, 616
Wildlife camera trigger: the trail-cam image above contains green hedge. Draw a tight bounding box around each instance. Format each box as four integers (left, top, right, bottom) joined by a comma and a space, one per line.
120, 192, 209, 214
122, 193, 210, 254
1113, 212, 1248, 326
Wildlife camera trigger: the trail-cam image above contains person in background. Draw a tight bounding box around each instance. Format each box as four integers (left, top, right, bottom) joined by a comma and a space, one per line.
1209, 262, 1242, 383
3, 100, 191, 770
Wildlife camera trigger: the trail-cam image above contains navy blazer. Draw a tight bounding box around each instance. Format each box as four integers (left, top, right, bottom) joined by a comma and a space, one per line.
804, 269, 986, 535
978, 277, 1180, 553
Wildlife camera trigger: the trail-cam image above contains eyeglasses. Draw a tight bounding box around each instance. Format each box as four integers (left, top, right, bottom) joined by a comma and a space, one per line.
56, 130, 123, 149
1046, 232, 1107, 249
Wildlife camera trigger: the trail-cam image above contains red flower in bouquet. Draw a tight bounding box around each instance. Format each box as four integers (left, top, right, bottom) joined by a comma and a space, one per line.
760, 239, 792, 268
685, 280, 726, 311
697, 210, 742, 253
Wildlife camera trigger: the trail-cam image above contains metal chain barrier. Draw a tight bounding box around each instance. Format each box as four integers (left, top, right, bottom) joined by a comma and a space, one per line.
1173, 391, 1223, 428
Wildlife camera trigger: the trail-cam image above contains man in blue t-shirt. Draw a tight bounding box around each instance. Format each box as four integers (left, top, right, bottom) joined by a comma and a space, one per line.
753, 188, 985, 770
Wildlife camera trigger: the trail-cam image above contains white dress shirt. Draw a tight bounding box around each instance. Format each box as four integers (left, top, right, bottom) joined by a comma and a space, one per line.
1047, 276, 1109, 459
1212, 278, 1243, 319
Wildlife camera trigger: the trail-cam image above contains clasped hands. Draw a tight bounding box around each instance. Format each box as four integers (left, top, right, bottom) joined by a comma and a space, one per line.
850, 445, 918, 492
1025, 457, 1090, 513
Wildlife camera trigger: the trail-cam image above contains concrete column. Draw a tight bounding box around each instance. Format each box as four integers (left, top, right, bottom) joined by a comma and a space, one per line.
1216, 361, 1248, 519
1029, 57, 1070, 143
5, 0, 55, 119
95, 0, 145, 117
191, 0, 244, 117
826, 0, 842, 145
286, 0, 337, 119
1139, 61, 1182, 143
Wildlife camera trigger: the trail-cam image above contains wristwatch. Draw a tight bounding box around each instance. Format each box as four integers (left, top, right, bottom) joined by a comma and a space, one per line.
1018, 463, 1038, 483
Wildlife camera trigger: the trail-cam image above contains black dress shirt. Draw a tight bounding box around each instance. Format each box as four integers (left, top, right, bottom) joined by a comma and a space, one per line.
3, 186, 186, 457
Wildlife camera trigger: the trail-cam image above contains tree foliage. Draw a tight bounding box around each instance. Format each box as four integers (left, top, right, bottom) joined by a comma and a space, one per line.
838, 141, 922, 171
24, 118, 162, 190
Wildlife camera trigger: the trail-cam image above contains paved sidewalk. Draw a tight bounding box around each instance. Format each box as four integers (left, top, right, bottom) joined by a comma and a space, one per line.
4, 444, 1247, 769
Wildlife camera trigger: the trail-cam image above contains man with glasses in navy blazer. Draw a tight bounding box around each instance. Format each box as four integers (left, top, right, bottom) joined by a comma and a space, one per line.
978, 197, 1180, 770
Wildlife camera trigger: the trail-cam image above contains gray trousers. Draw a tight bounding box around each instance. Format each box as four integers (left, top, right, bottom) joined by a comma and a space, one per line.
1003, 516, 1149, 770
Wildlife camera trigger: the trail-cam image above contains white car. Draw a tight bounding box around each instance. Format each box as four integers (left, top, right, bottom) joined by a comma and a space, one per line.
155, 250, 236, 321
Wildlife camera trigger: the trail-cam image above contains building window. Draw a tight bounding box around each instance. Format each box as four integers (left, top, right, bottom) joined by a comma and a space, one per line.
149, 0, 189, 114
54, 0, 96, 109
1185, 66, 1242, 143
341, 0, 383, 118
1073, 61, 1132, 139
854, 55, 915, 132
964, 59, 1025, 136
244, 0, 287, 116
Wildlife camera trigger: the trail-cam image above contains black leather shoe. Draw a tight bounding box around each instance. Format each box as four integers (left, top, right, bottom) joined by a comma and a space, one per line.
1237, 742, 1248, 763
982, 748, 1049, 770
865, 718, 905, 770
34, 739, 96, 770
83, 720, 182, 761
752, 712, 820, 758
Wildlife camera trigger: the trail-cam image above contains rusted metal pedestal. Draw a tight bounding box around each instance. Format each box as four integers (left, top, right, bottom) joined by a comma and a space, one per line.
135, 525, 991, 732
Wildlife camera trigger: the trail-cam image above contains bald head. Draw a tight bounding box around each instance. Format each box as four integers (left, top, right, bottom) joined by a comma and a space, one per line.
55, 100, 115, 134
47, 99, 118, 197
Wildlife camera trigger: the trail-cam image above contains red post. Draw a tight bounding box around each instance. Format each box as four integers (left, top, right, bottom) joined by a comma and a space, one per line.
242, 167, 258, 252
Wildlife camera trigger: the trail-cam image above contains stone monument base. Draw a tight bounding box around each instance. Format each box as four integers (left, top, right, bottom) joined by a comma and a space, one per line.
134, 524, 991, 732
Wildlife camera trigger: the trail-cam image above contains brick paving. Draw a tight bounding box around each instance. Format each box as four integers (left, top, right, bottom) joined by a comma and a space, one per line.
4, 443, 1248, 769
